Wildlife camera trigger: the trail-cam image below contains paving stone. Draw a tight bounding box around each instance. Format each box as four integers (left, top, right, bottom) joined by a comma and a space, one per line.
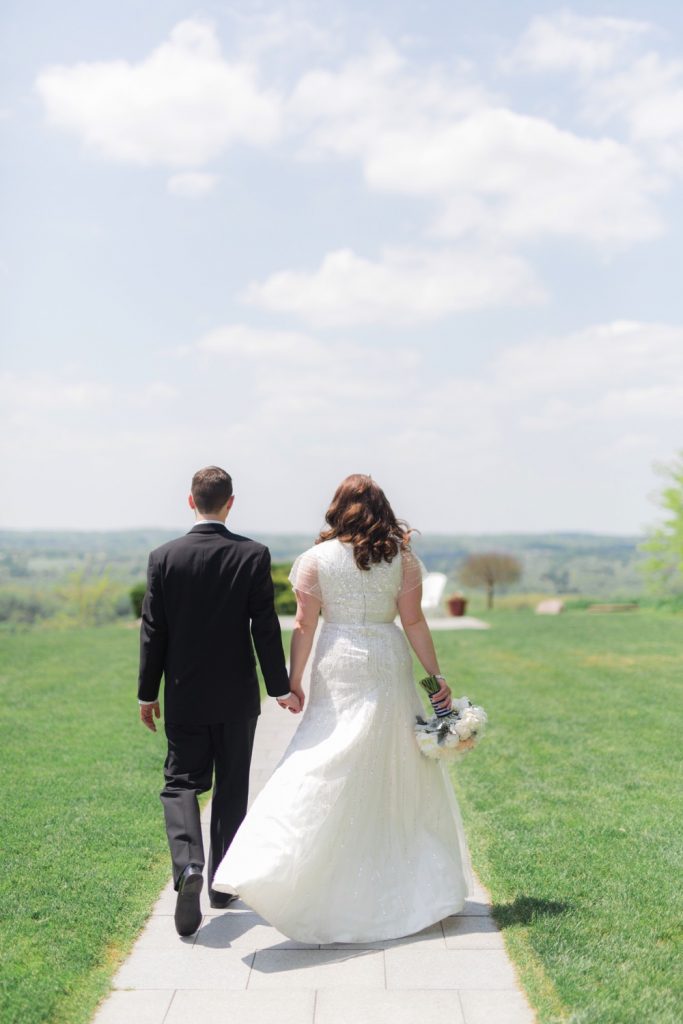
113, 948, 253, 990
91, 990, 173, 1024
442, 915, 505, 949
129, 914, 197, 952
165, 989, 315, 1024
149, 882, 177, 915
248, 949, 386, 989
459, 989, 536, 1023
314, 989, 466, 1024
195, 911, 319, 950
385, 947, 519, 990
201, 905, 254, 921
452, 898, 492, 917
323, 922, 446, 951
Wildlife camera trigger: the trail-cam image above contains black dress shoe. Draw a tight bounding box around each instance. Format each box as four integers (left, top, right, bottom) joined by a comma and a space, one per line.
175, 864, 203, 936
209, 890, 238, 909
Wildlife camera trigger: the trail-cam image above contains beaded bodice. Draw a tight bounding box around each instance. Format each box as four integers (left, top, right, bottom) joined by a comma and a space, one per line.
288, 538, 425, 625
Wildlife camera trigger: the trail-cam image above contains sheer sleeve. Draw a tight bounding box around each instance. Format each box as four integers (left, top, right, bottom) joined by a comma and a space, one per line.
288, 547, 322, 600
398, 548, 428, 596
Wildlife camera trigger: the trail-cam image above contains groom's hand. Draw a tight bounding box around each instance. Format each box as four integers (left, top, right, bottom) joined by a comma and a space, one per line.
140, 701, 161, 732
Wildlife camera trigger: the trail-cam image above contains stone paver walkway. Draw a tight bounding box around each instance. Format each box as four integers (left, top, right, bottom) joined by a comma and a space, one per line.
93, 699, 535, 1024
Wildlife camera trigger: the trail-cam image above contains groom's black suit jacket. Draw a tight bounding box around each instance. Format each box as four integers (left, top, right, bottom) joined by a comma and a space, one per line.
138, 523, 290, 723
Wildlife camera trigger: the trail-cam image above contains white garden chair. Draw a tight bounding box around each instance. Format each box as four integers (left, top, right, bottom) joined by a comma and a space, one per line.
421, 572, 448, 613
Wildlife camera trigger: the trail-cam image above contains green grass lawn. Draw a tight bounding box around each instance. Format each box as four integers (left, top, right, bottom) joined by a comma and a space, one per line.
0, 613, 681, 1024
0, 626, 172, 1024
440, 610, 683, 1024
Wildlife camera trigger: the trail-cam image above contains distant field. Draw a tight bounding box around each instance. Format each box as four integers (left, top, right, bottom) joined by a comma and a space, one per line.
1, 612, 681, 1024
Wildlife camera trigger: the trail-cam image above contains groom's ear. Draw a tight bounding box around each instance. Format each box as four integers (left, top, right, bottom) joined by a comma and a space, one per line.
188, 492, 197, 511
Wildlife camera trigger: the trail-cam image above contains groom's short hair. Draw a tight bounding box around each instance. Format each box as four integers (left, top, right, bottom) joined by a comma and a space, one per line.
191, 466, 233, 513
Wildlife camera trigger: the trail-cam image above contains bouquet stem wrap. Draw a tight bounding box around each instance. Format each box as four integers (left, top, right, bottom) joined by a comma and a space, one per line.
414, 675, 488, 761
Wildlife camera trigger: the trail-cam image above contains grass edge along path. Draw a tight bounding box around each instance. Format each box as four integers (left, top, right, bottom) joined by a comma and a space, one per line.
0, 627, 171, 1024
0, 626, 287, 1024
438, 611, 683, 1024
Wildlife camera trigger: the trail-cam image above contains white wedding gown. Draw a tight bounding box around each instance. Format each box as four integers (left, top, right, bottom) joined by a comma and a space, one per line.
212, 538, 476, 943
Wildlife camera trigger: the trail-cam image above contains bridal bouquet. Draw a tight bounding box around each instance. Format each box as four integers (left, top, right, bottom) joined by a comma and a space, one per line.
414, 675, 487, 761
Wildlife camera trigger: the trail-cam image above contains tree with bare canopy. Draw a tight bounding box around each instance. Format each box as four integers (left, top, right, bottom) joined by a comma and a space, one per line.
458, 552, 522, 609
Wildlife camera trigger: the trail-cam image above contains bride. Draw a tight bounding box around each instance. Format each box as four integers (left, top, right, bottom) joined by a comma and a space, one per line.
212, 473, 476, 942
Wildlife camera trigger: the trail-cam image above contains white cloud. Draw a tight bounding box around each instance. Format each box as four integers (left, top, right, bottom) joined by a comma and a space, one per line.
0, 372, 110, 420
33, 19, 665, 248
507, 12, 683, 175
233, 6, 337, 63
34, 19, 282, 166
593, 432, 659, 462
195, 323, 323, 361
491, 320, 683, 430
140, 381, 179, 403
493, 320, 683, 394
289, 39, 492, 158
288, 39, 661, 248
584, 53, 683, 172
1, 320, 680, 532
504, 10, 652, 77
244, 244, 543, 327
597, 384, 683, 420
167, 172, 219, 197
376, 108, 661, 246
190, 316, 682, 445
190, 323, 421, 405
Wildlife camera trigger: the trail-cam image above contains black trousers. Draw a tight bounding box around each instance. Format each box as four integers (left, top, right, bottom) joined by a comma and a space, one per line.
160, 716, 258, 891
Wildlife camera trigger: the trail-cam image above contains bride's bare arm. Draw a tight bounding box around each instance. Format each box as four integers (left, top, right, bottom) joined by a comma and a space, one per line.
397, 585, 452, 711
287, 589, 322, 710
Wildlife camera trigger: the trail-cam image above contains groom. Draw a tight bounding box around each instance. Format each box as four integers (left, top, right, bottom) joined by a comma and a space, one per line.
137, 466, 300, 936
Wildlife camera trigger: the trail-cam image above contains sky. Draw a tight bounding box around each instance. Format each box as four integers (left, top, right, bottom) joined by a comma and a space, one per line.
1, 0, 682, 536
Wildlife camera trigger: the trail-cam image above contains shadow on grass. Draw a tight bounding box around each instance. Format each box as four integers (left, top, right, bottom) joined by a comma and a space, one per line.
492, 895, 571, 927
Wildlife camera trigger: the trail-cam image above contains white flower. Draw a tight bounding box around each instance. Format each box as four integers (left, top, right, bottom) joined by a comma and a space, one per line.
469, 707, 487, 729
417, 732, 440, 757
455, 719, 473, 740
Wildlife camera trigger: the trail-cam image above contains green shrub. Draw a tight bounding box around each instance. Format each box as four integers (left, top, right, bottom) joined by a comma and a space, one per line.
130, 581, 146, 618
271, 562, 297, 615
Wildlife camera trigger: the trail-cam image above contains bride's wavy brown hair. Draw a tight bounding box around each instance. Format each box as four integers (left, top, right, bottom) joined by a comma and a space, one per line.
316, 474, 413, 570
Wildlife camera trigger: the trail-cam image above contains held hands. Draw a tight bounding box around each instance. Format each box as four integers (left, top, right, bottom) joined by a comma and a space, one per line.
277, 686, 305, 714
140, 701, 161, 732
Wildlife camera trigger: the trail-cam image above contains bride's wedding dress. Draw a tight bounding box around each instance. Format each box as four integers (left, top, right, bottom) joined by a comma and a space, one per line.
212, 537, 476, 943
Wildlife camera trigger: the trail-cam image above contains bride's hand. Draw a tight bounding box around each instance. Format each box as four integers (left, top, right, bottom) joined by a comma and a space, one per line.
432, 679, 452, 712
289, 684, 305, 713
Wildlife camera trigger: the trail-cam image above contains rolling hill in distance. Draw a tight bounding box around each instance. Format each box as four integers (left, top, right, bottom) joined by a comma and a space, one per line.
0, 529, 647, 599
